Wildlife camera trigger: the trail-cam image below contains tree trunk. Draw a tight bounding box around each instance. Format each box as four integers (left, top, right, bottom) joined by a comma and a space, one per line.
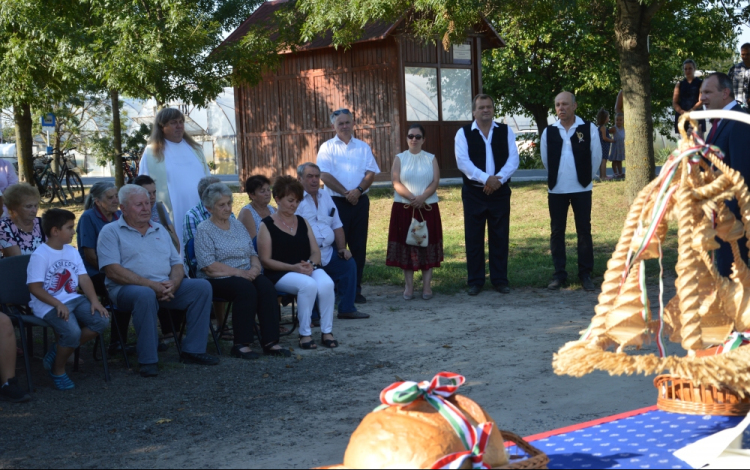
13, 103, 34, 184
615, 0, 662, 201
111, 89, 124, 187
527, 104, 550, 138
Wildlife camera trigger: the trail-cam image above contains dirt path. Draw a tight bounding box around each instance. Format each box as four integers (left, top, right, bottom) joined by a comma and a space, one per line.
0, 284, 669, 469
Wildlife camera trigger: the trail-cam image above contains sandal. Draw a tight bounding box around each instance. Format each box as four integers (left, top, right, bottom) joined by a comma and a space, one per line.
320, 333, 339, 349
230, 344, 260, 360
298, 336, 317, 350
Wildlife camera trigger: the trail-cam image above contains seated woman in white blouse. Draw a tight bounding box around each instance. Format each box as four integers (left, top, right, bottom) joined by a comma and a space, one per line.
194, 182, 290, 359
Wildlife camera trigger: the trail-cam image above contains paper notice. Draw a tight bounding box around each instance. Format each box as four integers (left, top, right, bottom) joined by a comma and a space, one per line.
673, 414, 750, 468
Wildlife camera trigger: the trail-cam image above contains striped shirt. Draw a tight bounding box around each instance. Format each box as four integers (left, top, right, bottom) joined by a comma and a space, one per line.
728, 62, 750, 107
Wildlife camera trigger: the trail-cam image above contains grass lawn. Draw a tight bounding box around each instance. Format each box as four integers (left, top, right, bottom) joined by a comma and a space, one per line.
60, 179, 678, 294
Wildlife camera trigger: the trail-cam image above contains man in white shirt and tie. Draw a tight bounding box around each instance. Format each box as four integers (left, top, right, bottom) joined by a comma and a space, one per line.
455, 94, 520, 296
541, 91, 602, 291
317, 109, 380, 304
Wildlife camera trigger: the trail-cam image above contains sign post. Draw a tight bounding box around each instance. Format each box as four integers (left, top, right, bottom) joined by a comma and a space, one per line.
41, 113, 55, 155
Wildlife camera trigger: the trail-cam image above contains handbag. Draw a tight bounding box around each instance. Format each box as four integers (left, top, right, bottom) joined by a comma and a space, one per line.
405, 204, 432, 247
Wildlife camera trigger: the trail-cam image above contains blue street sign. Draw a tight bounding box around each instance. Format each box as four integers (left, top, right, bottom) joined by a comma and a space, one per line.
41, 113, 56, 129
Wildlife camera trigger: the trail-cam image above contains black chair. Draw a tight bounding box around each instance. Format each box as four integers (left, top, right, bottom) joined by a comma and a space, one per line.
0, 255, 110, 392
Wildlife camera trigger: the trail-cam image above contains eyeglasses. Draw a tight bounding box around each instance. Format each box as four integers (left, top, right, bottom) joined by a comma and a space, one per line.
407, 134, 423, 140
332, 109, 351, 117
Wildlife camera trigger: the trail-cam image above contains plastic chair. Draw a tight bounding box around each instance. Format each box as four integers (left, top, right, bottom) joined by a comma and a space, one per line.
0, 255, 110, 392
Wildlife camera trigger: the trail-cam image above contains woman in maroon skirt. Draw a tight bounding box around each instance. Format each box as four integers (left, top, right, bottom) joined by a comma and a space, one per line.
387, 124, 443, 300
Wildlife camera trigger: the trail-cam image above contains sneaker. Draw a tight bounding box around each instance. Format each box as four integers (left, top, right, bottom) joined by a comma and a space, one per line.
49, 372, 75, 391
43, 343, 58, 371
180, 352, 220, 366
0, 378, 31, 403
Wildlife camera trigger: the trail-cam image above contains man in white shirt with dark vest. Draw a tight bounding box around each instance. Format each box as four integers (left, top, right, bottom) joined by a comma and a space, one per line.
455, 94, 520, 296
317, 109, 380, 304
541, 91, 602, 291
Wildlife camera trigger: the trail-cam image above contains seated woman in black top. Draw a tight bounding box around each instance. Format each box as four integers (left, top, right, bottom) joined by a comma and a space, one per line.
257, 176, 338, 350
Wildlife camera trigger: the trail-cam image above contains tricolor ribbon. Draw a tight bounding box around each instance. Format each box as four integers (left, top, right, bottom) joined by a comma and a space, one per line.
376, 372, 493, 469
713, 331, 750, 355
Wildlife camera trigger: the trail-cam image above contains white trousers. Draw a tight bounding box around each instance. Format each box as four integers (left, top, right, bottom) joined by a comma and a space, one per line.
274, 270, 335, 337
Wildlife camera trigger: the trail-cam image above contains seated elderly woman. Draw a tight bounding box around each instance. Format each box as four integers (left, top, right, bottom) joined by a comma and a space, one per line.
257, 176, 338, 350
0, 183, 45, 257
238, 175, 276, 238
194, 183, 290, 359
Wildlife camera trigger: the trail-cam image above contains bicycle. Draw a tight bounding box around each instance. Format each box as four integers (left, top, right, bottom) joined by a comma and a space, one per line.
32, 155, 68, 205
121, 152, 140, 184
52, 148, 85, 204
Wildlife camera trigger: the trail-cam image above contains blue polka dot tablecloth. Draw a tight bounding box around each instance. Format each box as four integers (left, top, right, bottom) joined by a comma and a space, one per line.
509, 407, 749, 469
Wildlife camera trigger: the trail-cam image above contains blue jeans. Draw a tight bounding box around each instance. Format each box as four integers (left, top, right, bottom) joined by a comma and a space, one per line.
42, 297, 108, 349
114, 279, 212, 365
323, 253, 358, 314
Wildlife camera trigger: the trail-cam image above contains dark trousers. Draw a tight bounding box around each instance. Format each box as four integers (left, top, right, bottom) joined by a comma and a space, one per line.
206, 275, 280, 348
548, 191, 594, 281
92, 273, 131, 345
333, 194, 370, 294
716, 200, 749, 277
462, 184, 511, 287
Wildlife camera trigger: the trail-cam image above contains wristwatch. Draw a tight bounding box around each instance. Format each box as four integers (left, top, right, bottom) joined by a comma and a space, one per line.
356, 186, 364, 193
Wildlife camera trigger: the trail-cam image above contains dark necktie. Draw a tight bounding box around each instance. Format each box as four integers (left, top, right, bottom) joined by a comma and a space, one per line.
707, 118, 720, 143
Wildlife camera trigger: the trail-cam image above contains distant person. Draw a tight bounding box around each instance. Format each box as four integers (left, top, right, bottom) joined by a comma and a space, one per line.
596, 109, 614, 180
0, 184, 45, 257
387, 124, 443, 300
673, 59, 705, 135
133, 175, 179, 252
238, 175, 276, 238
317, 108, 380, 304
728, 43, 750, 109
701, 72, 750, 276
455, 94, 519, 296
0, 312, 31, 402
609, 113, 625, 179
541, 92, 602, 292
27, 209, 109, 390
0, 157, 18, 217
138, 108, 210, 248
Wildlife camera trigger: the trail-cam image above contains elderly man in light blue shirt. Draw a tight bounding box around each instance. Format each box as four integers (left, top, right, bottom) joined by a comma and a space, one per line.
541, 91, 602, 292
97, 184, 219, 377
296, 162, 369, 321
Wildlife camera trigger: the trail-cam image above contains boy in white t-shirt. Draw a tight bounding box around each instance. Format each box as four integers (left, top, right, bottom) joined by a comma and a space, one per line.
27, 209, 109, 391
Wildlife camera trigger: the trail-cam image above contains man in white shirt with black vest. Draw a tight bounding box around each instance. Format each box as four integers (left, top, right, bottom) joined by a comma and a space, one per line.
455, 94, 520, 296
541, 91, 602, 291
317, 109, 380, 304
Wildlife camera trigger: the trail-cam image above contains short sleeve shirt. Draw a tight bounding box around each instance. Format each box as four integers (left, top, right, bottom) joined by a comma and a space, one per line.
316, 135, 380, 197
97, 218, 181, 300
0, 217, 46, 255
76, 207, 121, 277
194, 218, 257, 279
27, 244, 86, 318
295, 191, 342, 266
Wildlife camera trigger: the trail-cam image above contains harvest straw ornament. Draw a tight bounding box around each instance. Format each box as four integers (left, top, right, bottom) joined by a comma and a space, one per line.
553, 111, 750, 395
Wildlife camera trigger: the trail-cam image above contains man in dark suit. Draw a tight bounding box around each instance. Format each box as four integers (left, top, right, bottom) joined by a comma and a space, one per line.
701, 72, 750, 276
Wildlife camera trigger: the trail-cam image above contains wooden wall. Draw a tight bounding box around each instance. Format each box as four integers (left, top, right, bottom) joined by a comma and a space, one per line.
235, 38, 401, 184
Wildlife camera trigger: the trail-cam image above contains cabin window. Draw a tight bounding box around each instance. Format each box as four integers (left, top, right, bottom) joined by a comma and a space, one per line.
405, 67, 439, 121
440, 69, 473, 121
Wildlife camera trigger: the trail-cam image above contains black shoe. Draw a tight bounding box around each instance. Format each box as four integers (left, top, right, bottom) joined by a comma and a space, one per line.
230, 344, 260, 360
337, 311, 370, 319
548, 278, 565, 290
108, 342, 136, 356
0, 378, 31, 403
139, 363, 159, 378
355, 294, 367, 304
581, 276, 597, 292
263, 347, 292, 357
495, 285, 511, 294
180, 352, 220, 365
467, 285, 483, 296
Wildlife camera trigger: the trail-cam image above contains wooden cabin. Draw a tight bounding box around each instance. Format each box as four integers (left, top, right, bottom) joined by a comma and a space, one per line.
225, 0, 505, 182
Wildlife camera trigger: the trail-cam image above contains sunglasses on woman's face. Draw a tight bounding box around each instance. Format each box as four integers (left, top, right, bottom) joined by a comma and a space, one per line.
407, 134, 423, 140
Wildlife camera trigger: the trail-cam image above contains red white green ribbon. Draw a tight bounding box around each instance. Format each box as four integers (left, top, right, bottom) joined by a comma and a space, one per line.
377, 372, 493, 469
712, 331, 750, 355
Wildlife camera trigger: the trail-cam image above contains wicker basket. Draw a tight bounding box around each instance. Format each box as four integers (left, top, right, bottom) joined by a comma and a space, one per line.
654, 374, 750, 416
500, 430, 549, 469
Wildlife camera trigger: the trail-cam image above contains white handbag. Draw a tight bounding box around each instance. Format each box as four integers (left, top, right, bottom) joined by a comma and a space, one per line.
405, 204, 431, 247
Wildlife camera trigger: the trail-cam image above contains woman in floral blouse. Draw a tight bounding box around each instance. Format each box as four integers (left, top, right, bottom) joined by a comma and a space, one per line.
0, 183, 45, 258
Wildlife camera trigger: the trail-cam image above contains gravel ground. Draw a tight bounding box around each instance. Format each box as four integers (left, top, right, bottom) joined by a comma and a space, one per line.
0, 284, 669, 469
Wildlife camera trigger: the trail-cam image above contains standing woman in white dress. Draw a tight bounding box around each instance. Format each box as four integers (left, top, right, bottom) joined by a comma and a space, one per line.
138, 108, 209, 248
386, 123, 443, 300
